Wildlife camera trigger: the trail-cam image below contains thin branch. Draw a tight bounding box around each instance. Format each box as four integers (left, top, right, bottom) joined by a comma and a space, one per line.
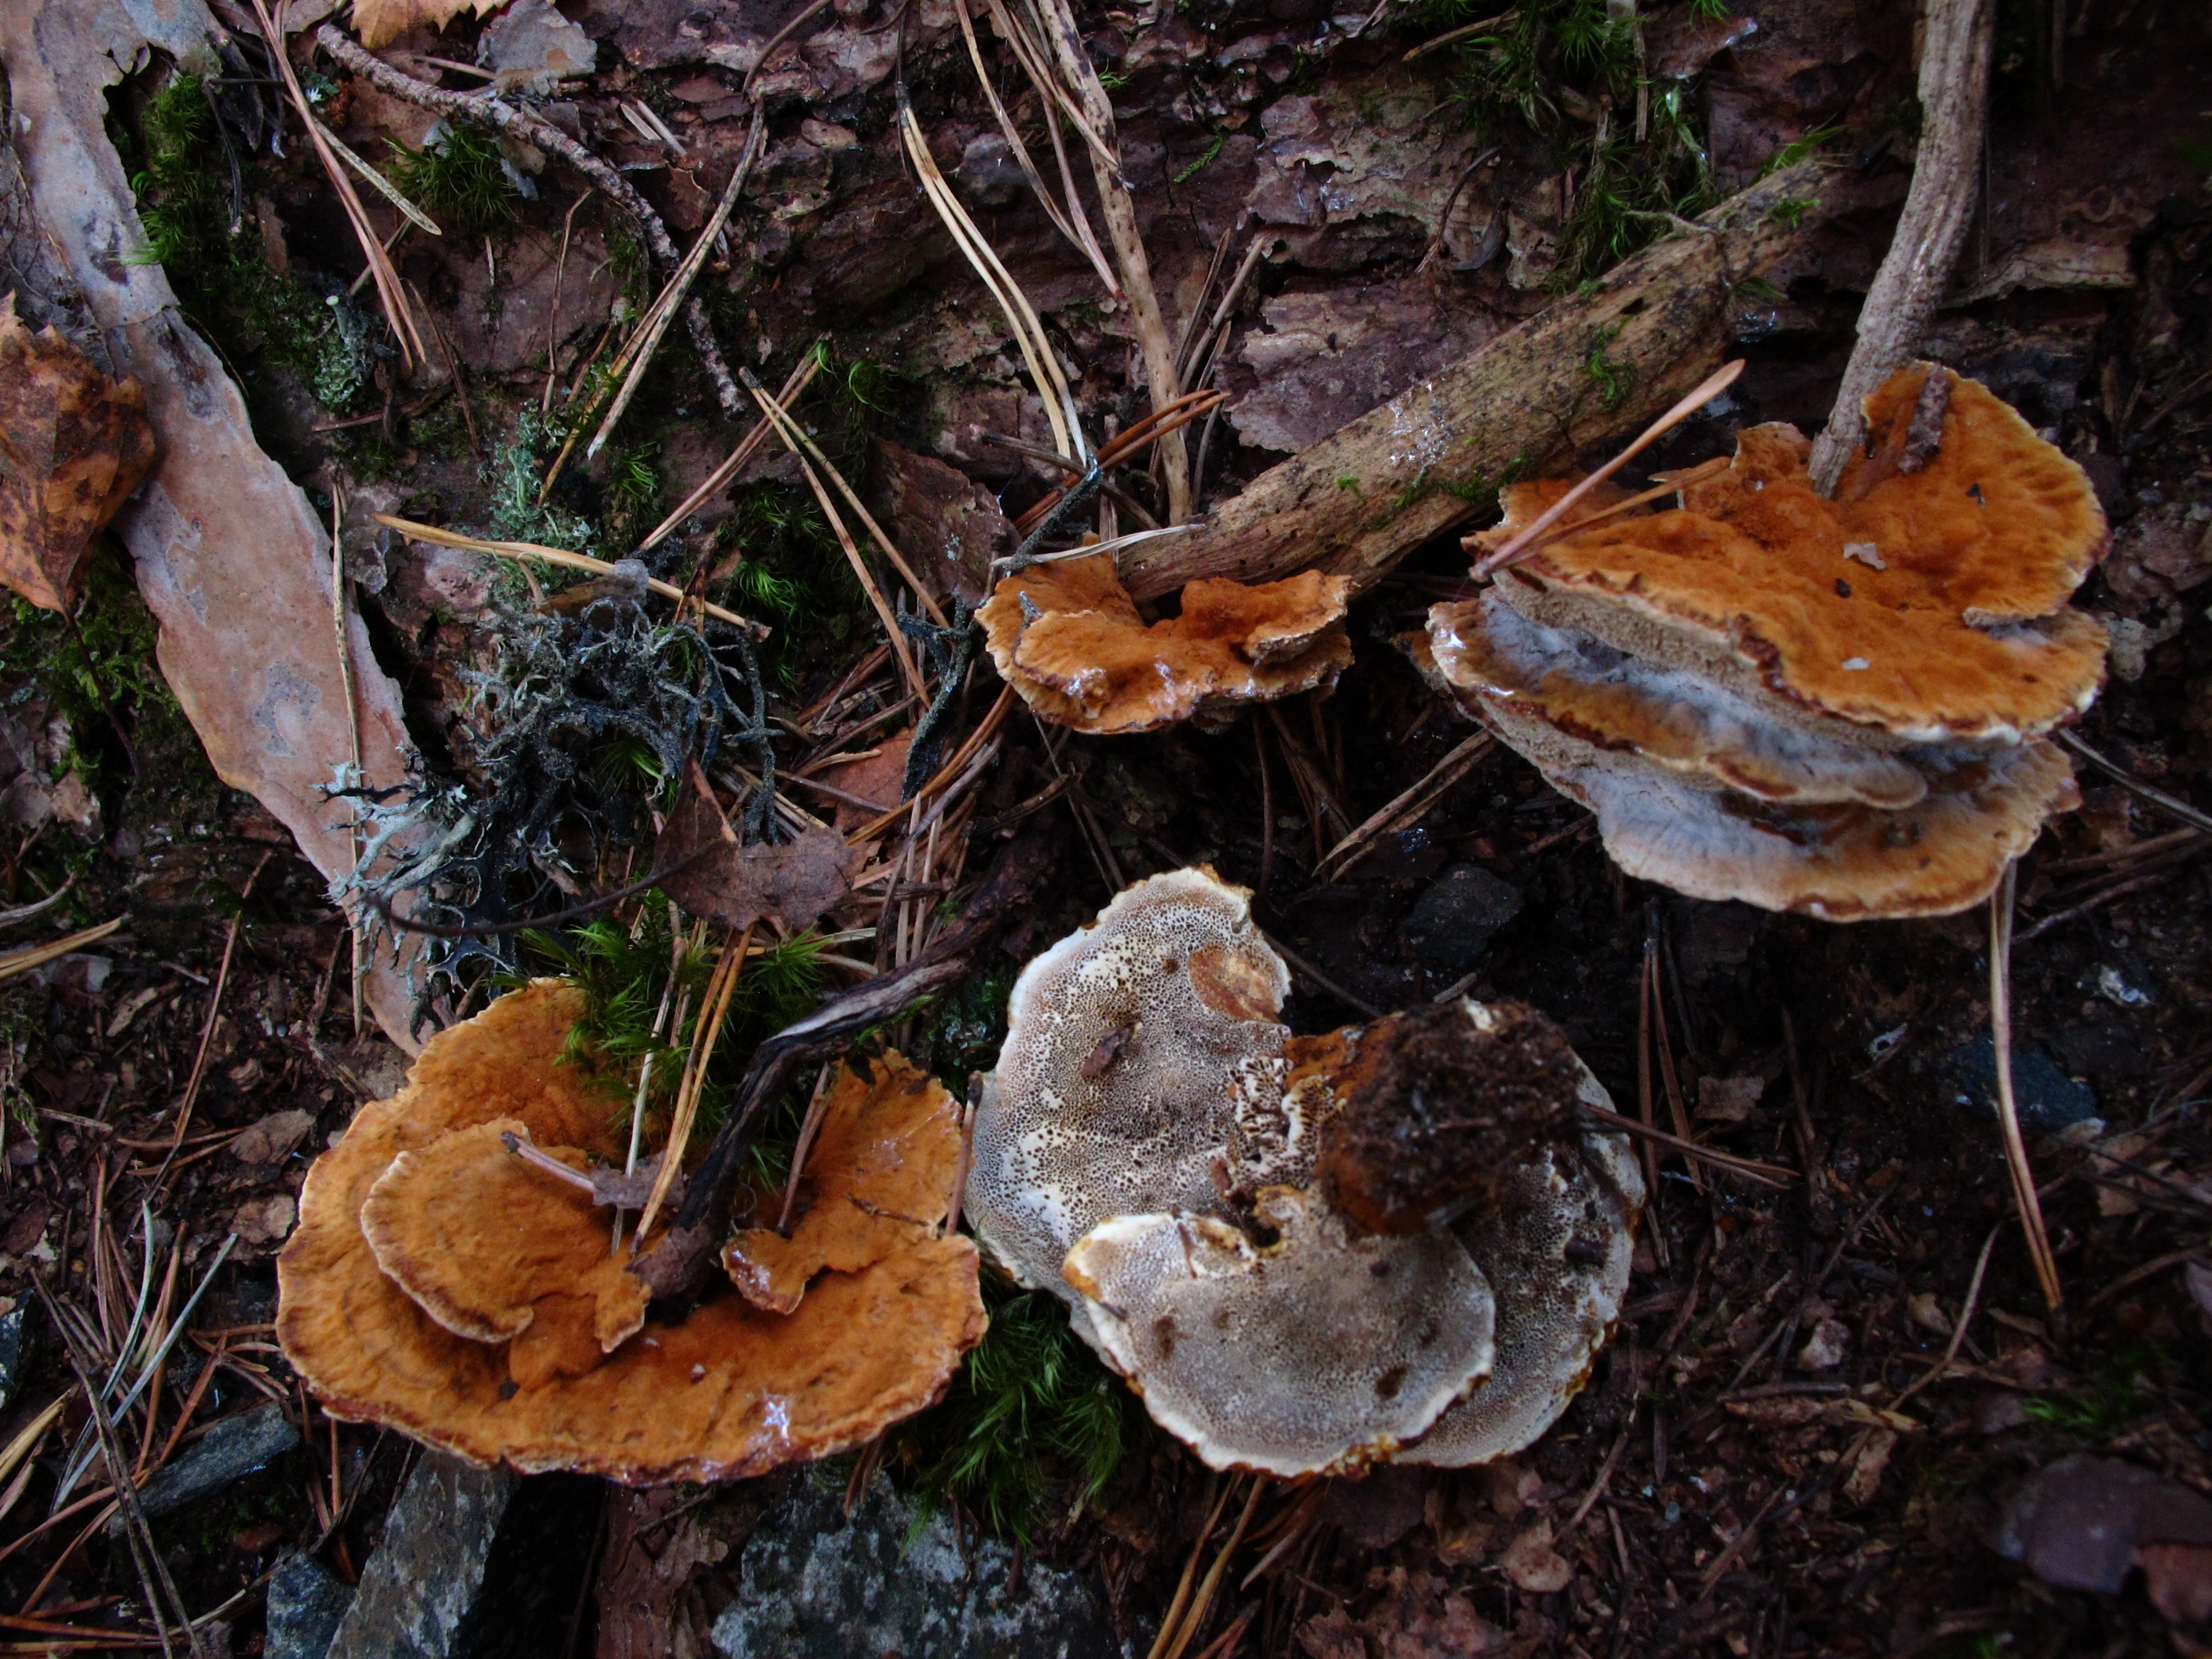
1990, 862, 2064, 1309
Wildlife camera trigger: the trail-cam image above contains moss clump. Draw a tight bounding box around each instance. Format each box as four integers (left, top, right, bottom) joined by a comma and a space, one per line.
897, 1274, 1136, 1543
1419, 0, 1717, 284
120, 70, 380, 413
384, 125, 520, 238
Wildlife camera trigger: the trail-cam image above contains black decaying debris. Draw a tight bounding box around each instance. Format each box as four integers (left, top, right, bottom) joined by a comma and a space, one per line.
1314, 1000, 1583, 1236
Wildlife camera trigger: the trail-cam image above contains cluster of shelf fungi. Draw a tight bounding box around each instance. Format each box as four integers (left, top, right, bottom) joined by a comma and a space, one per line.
276, 360, 2108, 1492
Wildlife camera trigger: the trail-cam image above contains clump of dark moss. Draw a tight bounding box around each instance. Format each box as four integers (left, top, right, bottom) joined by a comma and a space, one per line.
896, 1273, 1137, 1543
340, 600, 775, 1031
119, 69, 381, 413
1419, 0, 1720, 283
383, 125, 521, 239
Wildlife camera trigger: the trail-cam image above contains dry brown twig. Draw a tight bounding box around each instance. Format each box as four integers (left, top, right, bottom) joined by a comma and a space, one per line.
1805, 0, 1995, 492
255, 2, 424, 369
639, 355, 821, 552
1990, 862, 2064, 1309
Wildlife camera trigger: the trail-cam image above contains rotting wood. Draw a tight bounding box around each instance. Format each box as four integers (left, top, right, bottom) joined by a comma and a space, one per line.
1115, 158, 1836, 602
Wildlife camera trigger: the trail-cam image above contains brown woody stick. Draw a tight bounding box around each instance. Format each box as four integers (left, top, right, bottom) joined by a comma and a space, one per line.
1805, 0, 1994, 493
1114, 159, 1833, 602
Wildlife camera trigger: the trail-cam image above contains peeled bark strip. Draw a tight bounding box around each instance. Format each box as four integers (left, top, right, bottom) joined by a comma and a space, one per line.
1804, 0, 1995, 494
1117, 159, 1834, 602
0, 0, 423, 1046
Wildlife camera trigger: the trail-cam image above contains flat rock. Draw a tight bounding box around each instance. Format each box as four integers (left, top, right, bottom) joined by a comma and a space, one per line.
1940, 1034, 2100, 1132
266, 1551, 356, 1659
115, 1401, 300, 1532
327, 1454, 518, 1659
711, 1478, 1122, 1659
1401, 864, 1522, 974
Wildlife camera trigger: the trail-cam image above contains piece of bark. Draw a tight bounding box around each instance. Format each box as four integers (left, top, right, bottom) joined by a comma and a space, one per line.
1116, 159, 1835, 602
0, 0, 424, 1048
1804, 0, 1994, 494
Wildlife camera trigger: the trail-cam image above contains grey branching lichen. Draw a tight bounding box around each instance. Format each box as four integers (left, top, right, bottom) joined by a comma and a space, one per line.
331, 595, 776, 1033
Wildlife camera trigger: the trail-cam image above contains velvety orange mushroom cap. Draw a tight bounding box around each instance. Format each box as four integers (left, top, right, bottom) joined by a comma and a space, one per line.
1507, 367, 2109, 743
277, 983, 987, 1483
360, 1120, 652, 1389
722, 1054, 964, 1316
980, 552, 1352, 734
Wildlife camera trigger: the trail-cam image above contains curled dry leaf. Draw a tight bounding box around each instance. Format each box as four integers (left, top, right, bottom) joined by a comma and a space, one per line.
0, 298, 156, 612
657, 767, 860, 934
1295, 1567, 1502, 1658
1500, 1517, 1573, 1594
721, 1054, 963, 1315
980, 552, 1352, 734
350, 0, 508, 50
277, 980, 986, 1482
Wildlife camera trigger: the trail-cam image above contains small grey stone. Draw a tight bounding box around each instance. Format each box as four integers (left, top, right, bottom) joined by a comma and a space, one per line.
327, 1455, 517, 1659
956, 134, 1027, 207
115, 1401, 299, 1532
1402, 863, 1522, 974
1942, 1034, 2099, 1132
712, 1478, 1121, 1659
266, 1553, 354, 1659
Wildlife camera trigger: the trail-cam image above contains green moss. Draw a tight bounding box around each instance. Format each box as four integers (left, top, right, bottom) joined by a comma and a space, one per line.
1581, 320, 1632, 412
1419, 0, 1717, 284
120, 70, 379, 414
384, 125, 520, 238
0, 551, 175, 796
1173, 132, 1228, 185
898, 1273, 1137, 1542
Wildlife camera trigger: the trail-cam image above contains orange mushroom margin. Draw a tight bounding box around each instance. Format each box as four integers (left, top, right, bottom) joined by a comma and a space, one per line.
1423, 364, 2109, 919
980, 551, 1353, 734
276, 981, 985, 1484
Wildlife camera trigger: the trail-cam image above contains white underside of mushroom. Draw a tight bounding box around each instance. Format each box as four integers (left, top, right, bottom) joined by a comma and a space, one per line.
1430, 594, 1932, 808
1064, 1188, 1498, 1478
971, 870, 1647, 1471
965, 868, 1291, 1355
1404, 1110, 1644, 1467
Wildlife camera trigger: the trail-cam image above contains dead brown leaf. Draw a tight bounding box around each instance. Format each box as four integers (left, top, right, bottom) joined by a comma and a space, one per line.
657, 767, 860, 933
1500, 1517, 1573, 1593
350, 0, 507, 51
1844, 1426, 1899, 1504
1296, 1566, 1502, 1657
232, 1192, 298, 1245
0, 298, 156, 611
232, 1108, 317, 1164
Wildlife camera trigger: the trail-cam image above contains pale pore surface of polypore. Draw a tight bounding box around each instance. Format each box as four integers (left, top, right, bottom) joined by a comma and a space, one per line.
1430, 591, 1930, 808
1405, 1104, 1644, 1467
965, 869, 1290, 1348
1062, 1187, 1496, 1478
279, 984, 986, 1482
1479, 688, 2081, 918
1505, 368, 2109, 743
978, 553, 1352, 734
360, 1119, 650, 1372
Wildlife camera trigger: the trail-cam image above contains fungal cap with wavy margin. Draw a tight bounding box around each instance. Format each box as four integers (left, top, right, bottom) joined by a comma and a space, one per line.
278, 983, 985, 1483
721, 1053, 964, 1316
1506, 368, 2108, 744
1063, 1186, 1496, 1478
980, 552, 1353, 734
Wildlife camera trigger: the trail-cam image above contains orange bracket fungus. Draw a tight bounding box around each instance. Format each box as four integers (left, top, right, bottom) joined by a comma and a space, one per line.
979, 551, 1353, 734
965, 868, 1643, 1475
1421, 365, 2107, 918
278, 980, 984, 1482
